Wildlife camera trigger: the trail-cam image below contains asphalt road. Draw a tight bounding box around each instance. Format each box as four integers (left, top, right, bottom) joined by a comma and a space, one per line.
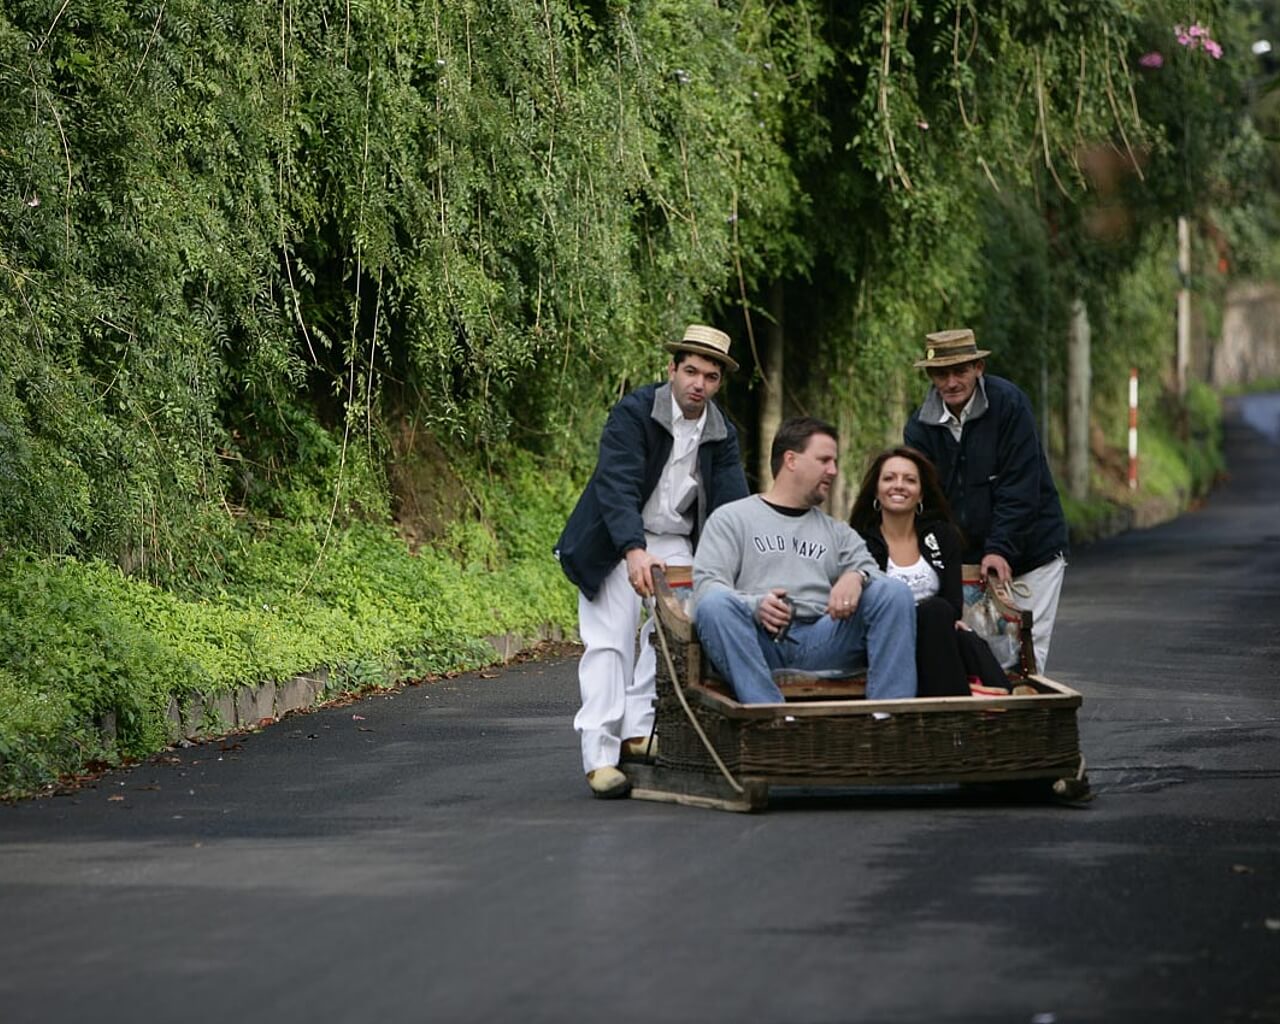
2, 397, 1278, 1024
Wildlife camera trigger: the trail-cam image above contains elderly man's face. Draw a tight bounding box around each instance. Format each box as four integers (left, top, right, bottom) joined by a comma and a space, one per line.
927, 359, 984, 414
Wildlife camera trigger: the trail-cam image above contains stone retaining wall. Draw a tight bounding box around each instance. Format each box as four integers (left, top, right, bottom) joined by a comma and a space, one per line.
94, 625, 571, 751
1214, 282, 1280, 387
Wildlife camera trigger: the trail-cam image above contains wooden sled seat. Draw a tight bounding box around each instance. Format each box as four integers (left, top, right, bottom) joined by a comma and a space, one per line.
696, 671, 867, 702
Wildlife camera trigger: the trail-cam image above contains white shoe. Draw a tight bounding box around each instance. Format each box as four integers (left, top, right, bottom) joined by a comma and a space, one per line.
621, 735, 658, 762
586, 766, 631, 799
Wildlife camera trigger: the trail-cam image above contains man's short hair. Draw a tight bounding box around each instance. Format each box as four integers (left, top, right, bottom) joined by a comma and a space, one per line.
671, 349, 727, 373
770, 416, 838, 477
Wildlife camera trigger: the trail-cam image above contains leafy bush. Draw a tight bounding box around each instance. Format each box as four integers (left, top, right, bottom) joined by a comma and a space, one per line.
0, 523, 577, 796
0, 666, 86, 797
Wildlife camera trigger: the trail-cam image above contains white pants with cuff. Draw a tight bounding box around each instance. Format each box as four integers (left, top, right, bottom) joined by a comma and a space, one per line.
574, 532, 692, 774
1020, 553, 1067, 673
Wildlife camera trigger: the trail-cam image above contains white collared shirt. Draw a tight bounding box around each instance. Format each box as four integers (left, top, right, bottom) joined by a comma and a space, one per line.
641, 395, 706, 536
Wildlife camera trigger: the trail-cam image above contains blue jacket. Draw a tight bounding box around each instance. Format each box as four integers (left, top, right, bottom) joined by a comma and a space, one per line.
555, 382, 749, 600
904, 374, 1068, 576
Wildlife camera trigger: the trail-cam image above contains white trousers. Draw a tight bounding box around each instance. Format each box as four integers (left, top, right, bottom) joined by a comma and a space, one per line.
1020, 554, 1067, 674
574, 533, 692, 773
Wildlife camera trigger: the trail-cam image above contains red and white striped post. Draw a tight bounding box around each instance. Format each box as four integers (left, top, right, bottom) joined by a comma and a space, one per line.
1128, 367, 1139, 490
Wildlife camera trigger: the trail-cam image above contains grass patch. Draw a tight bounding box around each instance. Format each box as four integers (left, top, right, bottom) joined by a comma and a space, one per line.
1219, 375, 1280, 396
0, 517, 577, 798
1063, 382, 1225, 544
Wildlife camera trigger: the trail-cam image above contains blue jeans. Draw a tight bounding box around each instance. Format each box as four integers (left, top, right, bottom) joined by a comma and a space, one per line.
694, 582, 918, 704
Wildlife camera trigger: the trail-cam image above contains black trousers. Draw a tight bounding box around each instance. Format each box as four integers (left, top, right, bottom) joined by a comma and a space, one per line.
915, 596, 972, 697
915, 595, 1011, 696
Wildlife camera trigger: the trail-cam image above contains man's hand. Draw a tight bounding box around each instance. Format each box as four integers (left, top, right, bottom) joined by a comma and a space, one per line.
625, 547, 663, 598
980, 552, 1012, 586
757, 588, 793, 636
826, 570, 864, 620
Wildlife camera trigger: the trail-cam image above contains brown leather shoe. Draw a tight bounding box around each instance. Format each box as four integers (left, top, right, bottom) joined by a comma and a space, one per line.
586, 766, 631, 799
621, 735, 658, 762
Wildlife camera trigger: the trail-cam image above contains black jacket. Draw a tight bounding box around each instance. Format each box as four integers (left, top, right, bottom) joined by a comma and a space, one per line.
904, 374, 1068, 576
859, 519, 964, 618
860, 517, 1011, 689
555, 382, 749, 600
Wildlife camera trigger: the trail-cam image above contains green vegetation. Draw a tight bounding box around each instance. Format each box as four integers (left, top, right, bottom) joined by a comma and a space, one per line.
0, 453, 577, 796
0, 1, 1272, 794
0, 518, 578, 796
1221, 375, 1280, 396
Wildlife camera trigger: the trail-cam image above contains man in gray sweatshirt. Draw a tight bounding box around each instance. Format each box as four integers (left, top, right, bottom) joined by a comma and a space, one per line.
692, 417, 918, 704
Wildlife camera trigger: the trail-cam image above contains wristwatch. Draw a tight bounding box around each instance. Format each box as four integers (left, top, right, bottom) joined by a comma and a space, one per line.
856, 569, 871, 586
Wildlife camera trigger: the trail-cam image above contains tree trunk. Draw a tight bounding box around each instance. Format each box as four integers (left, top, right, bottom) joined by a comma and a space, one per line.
757, 281, 785, 488
1066, 296, 1091, 501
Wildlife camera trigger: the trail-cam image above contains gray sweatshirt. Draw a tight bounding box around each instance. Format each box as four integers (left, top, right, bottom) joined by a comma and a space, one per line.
692, 495, 884, 621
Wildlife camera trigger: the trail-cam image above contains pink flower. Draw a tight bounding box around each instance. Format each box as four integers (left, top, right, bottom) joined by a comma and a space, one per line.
1139, 51, 1164, 68
1172, 22, 1223, 57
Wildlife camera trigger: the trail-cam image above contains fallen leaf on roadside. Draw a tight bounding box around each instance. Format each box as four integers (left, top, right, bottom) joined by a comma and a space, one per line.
1232, 864, 1254, 874
479, 671, 499, 679
358, 726, 374, 732
352, 714, 366, 721
107, 795, 125, 802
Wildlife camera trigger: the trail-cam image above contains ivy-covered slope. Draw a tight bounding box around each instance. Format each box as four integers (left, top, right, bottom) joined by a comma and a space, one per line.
1, 0, 815, 568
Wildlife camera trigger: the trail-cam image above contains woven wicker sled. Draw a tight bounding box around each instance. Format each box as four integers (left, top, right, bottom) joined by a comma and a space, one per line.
625, 567, 1090, 812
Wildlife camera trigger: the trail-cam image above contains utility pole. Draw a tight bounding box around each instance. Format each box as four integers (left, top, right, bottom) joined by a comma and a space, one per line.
1177, 215, 1191, 396
757, 282, 785, 488
1066, 297, 1091, 500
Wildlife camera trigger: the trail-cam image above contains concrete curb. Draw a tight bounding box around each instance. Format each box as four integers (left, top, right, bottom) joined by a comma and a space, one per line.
93, 624, 576, 752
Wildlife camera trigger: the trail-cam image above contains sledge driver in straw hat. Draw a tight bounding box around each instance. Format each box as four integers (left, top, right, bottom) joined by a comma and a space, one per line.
904, 327, 1070, 672
554, 324, 748, 798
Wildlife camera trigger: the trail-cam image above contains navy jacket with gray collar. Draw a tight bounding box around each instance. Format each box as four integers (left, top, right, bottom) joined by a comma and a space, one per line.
904, 373, 1068, 577
555, 382, 749, 600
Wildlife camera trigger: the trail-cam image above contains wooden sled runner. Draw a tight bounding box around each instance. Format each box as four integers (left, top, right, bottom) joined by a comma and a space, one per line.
627, 567, 1091, 812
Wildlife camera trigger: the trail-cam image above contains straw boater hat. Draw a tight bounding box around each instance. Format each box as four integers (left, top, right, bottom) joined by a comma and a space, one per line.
665, 324, 739, 373
913, 328, 991, 369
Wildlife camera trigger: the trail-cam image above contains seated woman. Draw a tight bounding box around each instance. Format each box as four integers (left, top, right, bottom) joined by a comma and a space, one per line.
849, 446, 1008, 697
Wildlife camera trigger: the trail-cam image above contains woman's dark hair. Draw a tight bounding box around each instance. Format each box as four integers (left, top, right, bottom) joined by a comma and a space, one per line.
848, 446, 952, 534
